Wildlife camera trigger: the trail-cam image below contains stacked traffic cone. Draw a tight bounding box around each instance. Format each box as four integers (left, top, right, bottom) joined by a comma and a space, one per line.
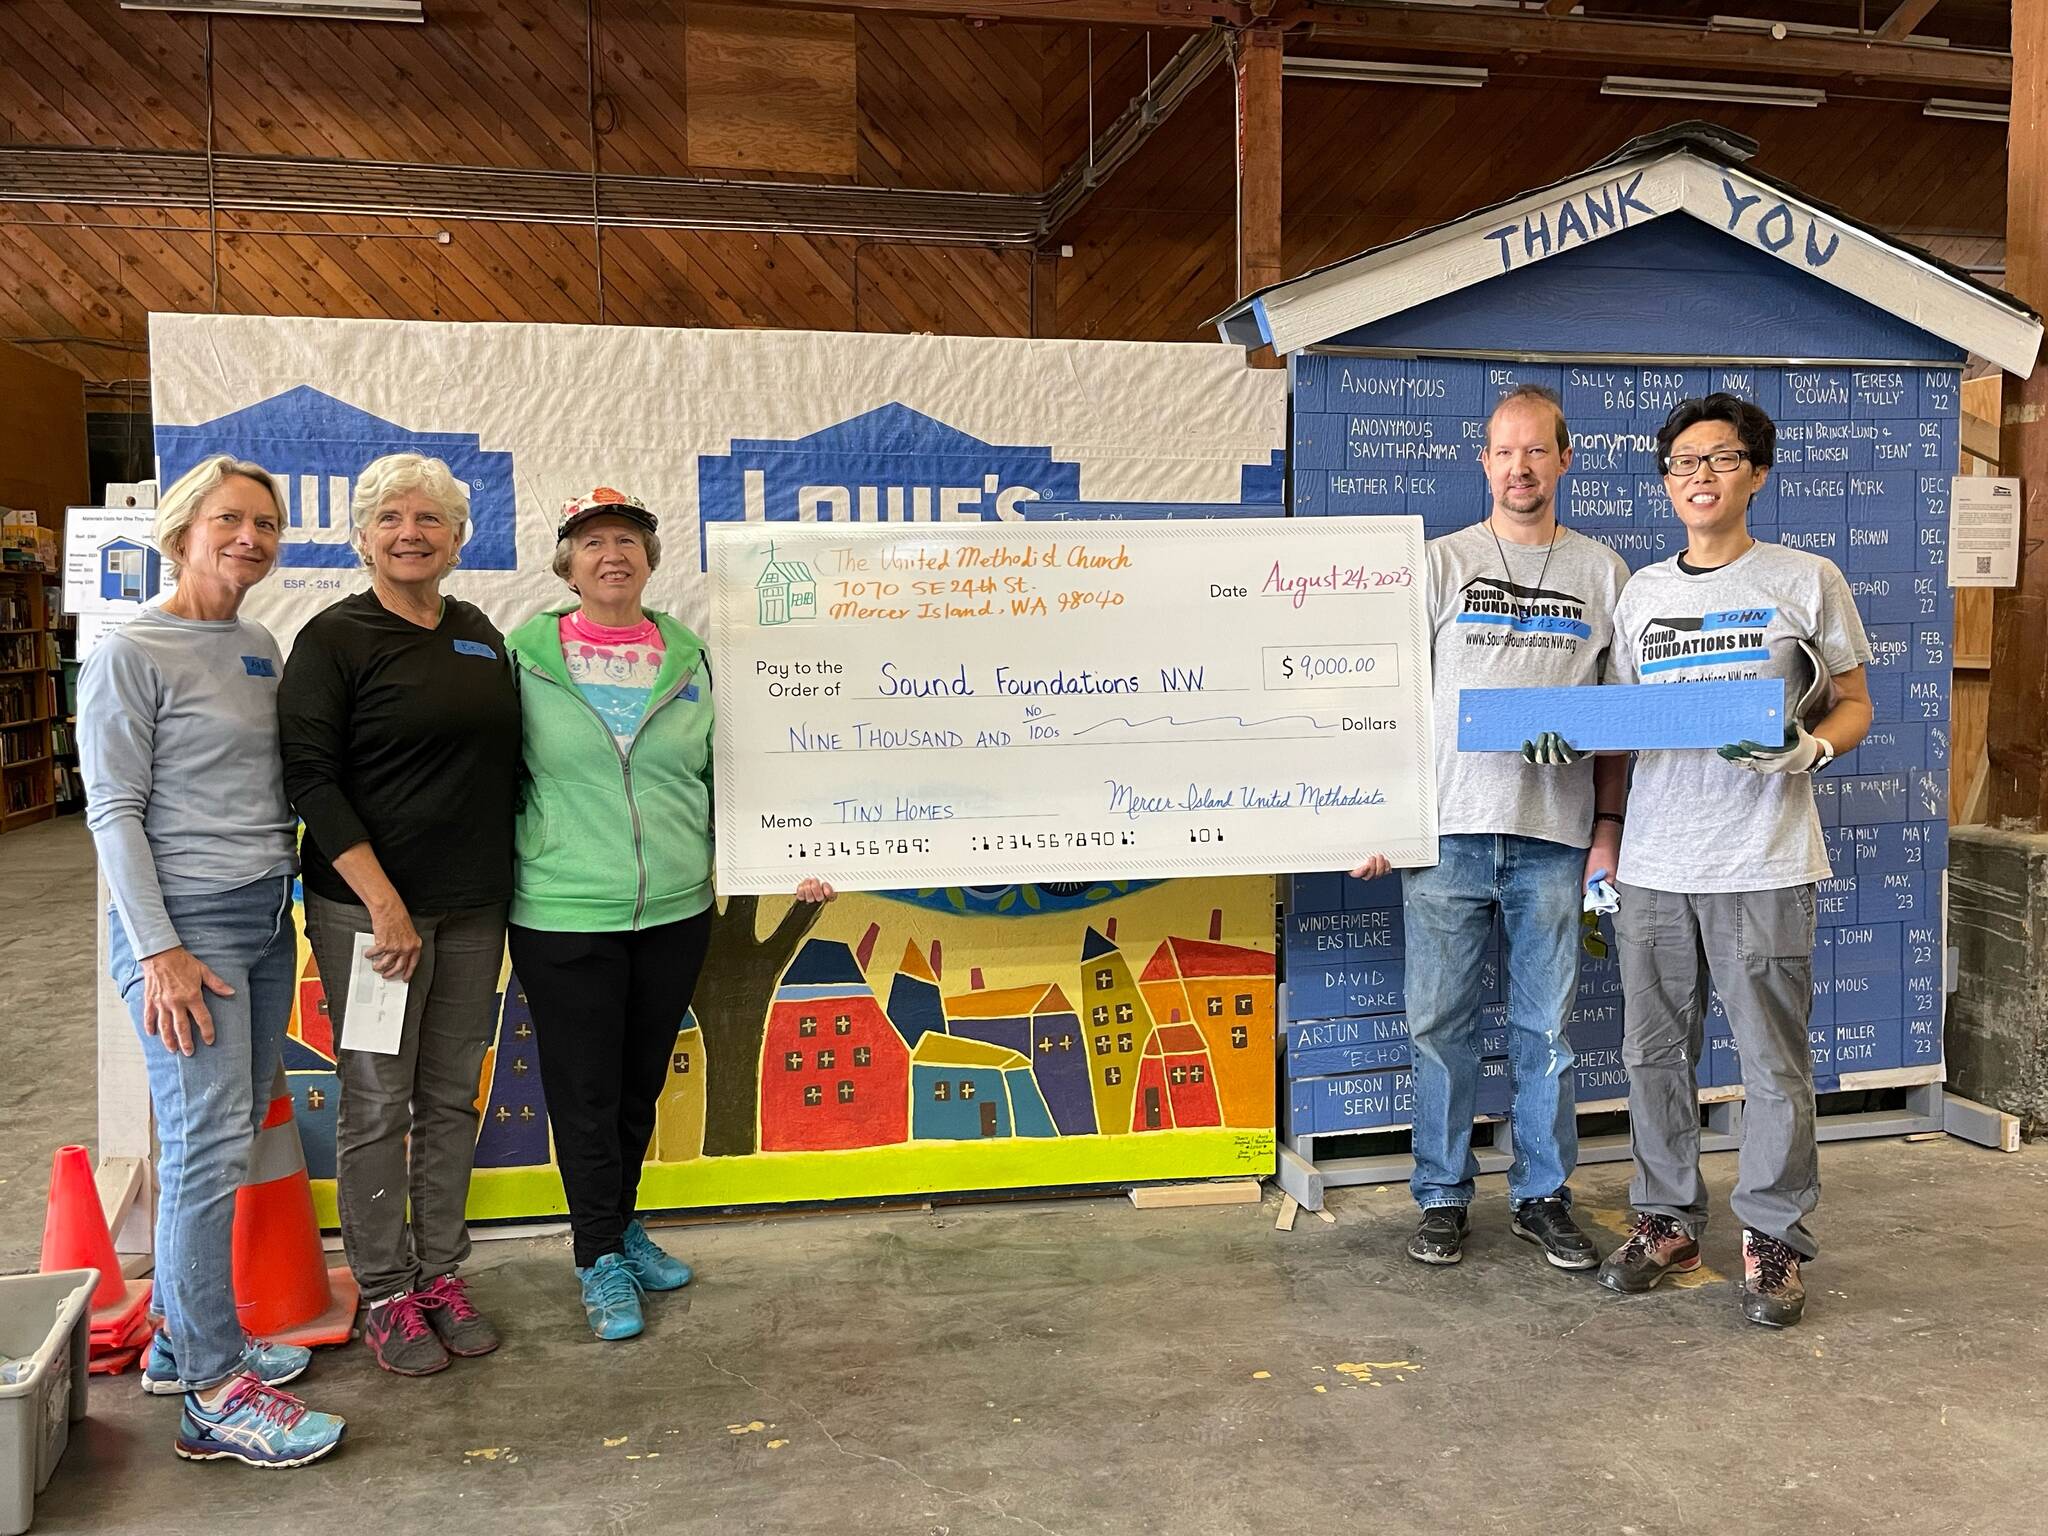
230, 1064, 358, 1347
40, 1144, 153, 1373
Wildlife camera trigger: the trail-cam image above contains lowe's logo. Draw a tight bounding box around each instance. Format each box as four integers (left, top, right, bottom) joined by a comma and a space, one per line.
697, 402, 1282, 564
155, 386, 517, 570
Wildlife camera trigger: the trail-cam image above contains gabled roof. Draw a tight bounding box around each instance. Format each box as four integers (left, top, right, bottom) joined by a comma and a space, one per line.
1139, 935, 1277, 984
1212, 122, 2041, 377
911, 1033, 1029, 1071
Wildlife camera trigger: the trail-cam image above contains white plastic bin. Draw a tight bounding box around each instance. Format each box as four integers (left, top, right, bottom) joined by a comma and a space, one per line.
0, 1269, 95, 1536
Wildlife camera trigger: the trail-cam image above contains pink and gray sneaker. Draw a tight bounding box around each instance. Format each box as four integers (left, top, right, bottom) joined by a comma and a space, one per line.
361, 1291, 450, 1376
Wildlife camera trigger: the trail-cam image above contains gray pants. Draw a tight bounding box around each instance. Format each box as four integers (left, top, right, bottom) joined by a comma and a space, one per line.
306, 892, 508, 1301
1614, 881, 1821, 1260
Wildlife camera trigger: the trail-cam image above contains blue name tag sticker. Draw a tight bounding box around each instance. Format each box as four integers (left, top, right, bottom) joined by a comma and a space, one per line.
241, 655, 276, 678
452, 639, 496, 659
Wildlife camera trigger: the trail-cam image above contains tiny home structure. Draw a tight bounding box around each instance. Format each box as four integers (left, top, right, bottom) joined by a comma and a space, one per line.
1217, 124, 2042, 1208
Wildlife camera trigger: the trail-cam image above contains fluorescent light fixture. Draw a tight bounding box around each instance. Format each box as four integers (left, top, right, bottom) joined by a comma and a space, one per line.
121, 0, 422, 19
1924, 97, 2009, 124
1284, 58, 1489, 89
1600, 76, 1825, 108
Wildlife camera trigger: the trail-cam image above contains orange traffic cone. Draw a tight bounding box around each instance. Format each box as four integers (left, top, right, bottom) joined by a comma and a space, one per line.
40, 1144, 152, 1346
230, 1064, 358, 1347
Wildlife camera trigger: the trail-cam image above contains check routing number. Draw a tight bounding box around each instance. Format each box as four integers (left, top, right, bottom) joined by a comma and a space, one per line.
707, 518, 1437, 893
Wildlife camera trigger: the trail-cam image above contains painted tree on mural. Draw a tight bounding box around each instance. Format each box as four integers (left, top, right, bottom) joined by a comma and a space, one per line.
696, 893, 826, 1157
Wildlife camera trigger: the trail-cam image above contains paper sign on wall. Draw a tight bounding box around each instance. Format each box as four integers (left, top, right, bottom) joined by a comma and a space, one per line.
1947, 477, 2022, 587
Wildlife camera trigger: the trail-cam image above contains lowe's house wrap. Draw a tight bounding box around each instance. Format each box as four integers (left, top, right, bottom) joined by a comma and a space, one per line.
121, 316, 1291, 1224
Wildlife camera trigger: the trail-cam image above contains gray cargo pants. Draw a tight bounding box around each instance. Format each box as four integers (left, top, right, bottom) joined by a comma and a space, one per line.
1614, 881, 1821, 1260
307, 892, 508, 1301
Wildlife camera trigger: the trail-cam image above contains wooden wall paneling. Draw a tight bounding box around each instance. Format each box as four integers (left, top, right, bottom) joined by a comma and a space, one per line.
3, 2, 208, 150
856, 15, 1047, 193
590, 8, 693, 178
687, 4, 857, 177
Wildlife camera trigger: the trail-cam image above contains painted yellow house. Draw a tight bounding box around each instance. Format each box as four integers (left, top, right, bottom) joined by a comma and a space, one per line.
1077, 921, 1155, 1137
654, 1020, 708, 1163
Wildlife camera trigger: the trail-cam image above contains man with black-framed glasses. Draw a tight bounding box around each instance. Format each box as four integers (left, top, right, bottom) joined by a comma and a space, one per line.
1597, 392, 1874, 1328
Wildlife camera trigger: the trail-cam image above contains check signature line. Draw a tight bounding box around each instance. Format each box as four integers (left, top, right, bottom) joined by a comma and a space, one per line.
1071, 712, 1338, 737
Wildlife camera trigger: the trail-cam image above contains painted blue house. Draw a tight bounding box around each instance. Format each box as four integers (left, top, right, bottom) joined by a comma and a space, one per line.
909, 1034, 1057, 1142
99, 537, 161, 602
1220, 123, 2041, 1205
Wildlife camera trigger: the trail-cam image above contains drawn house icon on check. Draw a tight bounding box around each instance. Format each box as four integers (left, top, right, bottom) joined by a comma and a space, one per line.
756, 543, 818, 626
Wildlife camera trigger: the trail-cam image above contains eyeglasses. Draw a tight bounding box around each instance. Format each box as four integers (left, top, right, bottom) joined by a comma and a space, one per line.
1661, 449, 1753, 477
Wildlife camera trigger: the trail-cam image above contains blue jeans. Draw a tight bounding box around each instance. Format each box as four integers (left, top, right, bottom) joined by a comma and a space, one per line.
108, 875, 295, 1389
1402, 834, 1582, 1211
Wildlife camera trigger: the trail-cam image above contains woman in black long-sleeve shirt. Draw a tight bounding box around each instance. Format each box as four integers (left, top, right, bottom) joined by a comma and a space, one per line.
278, 451, 520, 1378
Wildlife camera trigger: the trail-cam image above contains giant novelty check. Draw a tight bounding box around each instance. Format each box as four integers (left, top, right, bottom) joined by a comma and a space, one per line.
708, 518, 1437, 893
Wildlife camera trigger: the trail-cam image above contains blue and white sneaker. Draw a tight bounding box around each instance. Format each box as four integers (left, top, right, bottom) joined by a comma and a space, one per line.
142, 1330, 312, 1396
577, 1253, 645, 1341
620, 1220, 693, 1291
175, 1376, 345, 1468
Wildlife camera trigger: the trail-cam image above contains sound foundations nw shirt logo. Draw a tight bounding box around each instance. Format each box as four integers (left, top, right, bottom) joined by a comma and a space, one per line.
1452, 577, 1594, 652
1637, 607, 1777, 676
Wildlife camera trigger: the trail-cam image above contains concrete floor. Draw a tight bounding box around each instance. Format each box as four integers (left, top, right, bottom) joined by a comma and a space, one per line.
6, 815, 2047, 1536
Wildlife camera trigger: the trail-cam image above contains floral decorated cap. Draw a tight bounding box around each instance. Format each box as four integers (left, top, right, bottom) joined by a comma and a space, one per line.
556, 486, 658, 541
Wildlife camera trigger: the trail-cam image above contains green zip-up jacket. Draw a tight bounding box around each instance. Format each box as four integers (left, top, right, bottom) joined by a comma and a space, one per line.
505, 606, 715, 932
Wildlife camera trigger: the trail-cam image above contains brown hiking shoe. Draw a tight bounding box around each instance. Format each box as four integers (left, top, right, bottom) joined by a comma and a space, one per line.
1739, 1229, 1807, 1327
1595, 1212, 1702, 1294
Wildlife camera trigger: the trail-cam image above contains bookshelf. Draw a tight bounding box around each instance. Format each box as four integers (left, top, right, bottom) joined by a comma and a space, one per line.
0, 560, 61, 833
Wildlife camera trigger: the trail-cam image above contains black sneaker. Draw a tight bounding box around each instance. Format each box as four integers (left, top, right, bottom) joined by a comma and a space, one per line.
1595, 1212, 1702, 1294
1739, 1229, 1807, 1328
1510, 1194, 1599, 1271
1406, 1206, 1469, 1265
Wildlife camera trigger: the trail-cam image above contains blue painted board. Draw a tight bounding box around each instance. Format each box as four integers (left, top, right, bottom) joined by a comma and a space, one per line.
1456, 678, 1785, 752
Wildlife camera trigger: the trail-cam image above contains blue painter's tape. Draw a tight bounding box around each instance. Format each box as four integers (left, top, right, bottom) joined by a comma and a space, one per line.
1456, 678, 1785, 750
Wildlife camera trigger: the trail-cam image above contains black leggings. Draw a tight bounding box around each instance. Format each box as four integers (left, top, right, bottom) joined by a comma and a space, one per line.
508, 912, 712, 1268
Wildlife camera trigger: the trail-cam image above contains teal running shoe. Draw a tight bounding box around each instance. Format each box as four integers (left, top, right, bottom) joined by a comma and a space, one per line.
143, 1329, 312, 1397
621, 1220, 693, 1292
577, 1253, 645, 1341
175, 1377, 345, 1468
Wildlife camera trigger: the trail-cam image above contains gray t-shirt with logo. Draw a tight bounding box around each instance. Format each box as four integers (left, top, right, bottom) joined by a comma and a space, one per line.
1426, 523, 1630, 849
1610, 540, 1873, 894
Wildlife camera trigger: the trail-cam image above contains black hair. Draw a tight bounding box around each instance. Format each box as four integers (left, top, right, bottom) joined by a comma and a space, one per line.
1484, 383, 1569, 454
1655, 392, 1775, 471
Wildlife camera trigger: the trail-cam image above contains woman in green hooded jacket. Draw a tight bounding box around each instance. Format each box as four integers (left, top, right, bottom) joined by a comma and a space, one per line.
506, 488, 831, 1341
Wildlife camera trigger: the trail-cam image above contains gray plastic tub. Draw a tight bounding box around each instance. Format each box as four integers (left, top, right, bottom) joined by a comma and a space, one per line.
0, 1269, 95, 1536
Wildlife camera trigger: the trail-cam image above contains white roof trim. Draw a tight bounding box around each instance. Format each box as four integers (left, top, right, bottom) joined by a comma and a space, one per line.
1234, 151, 2041, 377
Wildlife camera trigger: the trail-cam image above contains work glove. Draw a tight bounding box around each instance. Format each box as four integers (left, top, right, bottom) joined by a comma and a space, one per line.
1520, 731, 1581, 766
1581, 868, 1618, 958
1717, 722, 1823, 775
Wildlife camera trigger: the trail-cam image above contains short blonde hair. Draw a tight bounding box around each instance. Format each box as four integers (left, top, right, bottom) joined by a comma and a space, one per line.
154, 455, 287, 576
349, 453, 471, 570
551, 520, 663, 585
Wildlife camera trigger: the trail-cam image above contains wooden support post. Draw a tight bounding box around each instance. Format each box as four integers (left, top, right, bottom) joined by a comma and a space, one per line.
1234, 27, 1283, 331
1989, 2, 2048, 829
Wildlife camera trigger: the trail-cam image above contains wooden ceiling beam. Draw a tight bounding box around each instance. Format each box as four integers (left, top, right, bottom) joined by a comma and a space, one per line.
1877, 0, 1944, 43
760, 2, 2008, 90
1294, 4, 2009, 90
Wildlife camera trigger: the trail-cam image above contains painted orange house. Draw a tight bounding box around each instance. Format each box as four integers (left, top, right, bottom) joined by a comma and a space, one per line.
1137, 909, 1275, 1127
1131, 1022, 1222, 1131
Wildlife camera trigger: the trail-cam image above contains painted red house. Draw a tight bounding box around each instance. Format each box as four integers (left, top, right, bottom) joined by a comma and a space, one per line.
1131, 1020, 1222, 1132
758, 928, 910, 1152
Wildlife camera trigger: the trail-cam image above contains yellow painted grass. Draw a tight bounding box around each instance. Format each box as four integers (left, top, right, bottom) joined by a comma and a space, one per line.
309, 1126, 1276, 1227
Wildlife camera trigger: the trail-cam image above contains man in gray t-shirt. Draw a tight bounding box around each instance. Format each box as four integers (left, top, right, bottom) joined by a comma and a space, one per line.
1351, 385, 1628, 1274
1594, 393, 1874, 1331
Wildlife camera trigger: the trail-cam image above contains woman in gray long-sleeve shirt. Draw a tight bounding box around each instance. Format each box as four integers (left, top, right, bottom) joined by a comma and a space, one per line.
79, 455, 346, 1470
